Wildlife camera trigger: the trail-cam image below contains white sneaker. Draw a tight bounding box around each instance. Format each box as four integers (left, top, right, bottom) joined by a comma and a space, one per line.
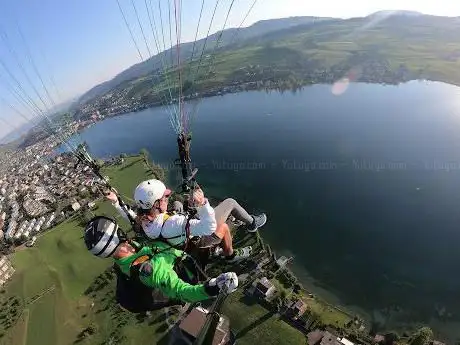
212, 246, 224, 257
227, 246, 252, 262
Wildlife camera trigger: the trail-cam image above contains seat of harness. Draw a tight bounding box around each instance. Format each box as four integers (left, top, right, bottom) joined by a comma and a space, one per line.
115, 255, 175, 313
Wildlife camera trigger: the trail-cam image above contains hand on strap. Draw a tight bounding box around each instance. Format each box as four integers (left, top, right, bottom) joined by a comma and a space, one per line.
105, 188, 119, 204
204, 272, 239, 296
209, 272, 238, 293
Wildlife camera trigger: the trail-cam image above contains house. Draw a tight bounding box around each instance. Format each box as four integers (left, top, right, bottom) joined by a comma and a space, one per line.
307, 330, 325, 345
373, 335, 385, 344
286, 299, 308, 319
276, 256, 291, 269
320, 331, 341, 345
339, 338, 354, 345
256, 257, 271, 270
90, 186, 99, 195
178, 306, 233, 345
71, 202, 81, 212
0, 256, 15, 286
254, 277, 276, 299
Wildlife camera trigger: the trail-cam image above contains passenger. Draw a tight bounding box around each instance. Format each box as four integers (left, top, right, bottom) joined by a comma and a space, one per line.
83, 216, 239, 305
106, 179, 267, 262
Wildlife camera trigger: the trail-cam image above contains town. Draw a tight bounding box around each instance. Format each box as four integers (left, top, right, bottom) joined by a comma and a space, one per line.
0, 136, 102, 251
75, 58, 415, 122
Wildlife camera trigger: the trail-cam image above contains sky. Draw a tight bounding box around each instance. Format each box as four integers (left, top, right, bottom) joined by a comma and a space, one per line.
0, 0, 459, 138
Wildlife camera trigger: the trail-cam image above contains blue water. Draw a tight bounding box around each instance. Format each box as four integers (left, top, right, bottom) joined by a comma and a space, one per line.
73, 81, 460, 336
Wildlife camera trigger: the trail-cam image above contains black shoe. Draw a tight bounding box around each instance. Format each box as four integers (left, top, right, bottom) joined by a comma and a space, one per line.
247, 213, 267, 232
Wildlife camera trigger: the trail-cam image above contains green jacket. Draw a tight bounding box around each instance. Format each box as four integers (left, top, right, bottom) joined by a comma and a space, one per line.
114, 241, 211, 303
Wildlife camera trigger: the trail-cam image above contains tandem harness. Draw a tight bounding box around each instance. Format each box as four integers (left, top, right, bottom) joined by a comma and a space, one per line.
157, 213, 192, 250
128, 243, 206, 286
133, 212, 192, 250
114, 237, 207, 314
157, 212, 210, 278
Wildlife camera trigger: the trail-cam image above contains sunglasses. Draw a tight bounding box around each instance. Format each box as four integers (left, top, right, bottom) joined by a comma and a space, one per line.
161, 191, 172, 200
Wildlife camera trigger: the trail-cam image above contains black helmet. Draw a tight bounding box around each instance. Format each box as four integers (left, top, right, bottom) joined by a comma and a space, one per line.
84, 216, 127, 258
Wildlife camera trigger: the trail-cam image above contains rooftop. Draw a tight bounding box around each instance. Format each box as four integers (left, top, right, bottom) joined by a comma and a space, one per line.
320, 331, 341, 345
179, 306, 230, 345
307, 330, 324, 345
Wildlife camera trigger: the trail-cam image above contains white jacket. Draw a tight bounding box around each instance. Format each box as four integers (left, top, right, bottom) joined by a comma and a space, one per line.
113, 199, 217, 246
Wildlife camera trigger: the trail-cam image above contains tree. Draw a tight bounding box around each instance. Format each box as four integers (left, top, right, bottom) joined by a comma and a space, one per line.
182, 80, 193, 93
87, 323, 98, 335
19, 234, 28, 243
79, 209, 93, 226
273, 296, 283, 312
140, 148, 149, 161
409, 327, 433, 345
369, 321, 380, 336
79, 189, 90, 198
293, 283, 303, 293
265, 244, 273, 258
383, 332, 400, 345
151, 162, 165, 181
55, 200, 69, 213
95, 159, 105, 168
119, 153, 127, 158
280, 289, 288, 300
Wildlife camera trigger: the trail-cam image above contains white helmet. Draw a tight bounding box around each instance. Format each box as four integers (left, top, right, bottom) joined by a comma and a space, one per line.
133, 179, 171, 210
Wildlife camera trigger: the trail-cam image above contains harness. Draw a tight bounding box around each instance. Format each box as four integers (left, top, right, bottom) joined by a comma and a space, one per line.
127, 243, 206, 287
122, 211, 205, 288
115, 252, 175, 313
155, 212, 192, 251
156, 212, 209, 279
126, 254, 154, 290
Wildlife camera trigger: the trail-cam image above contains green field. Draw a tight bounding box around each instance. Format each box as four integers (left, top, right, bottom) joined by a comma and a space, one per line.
0, 155, 173, 345
1, 217, 111, 345
102, 155, 153, 202
223, 291, 308, 345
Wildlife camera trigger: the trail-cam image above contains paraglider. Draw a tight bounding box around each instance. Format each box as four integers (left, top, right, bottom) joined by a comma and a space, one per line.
83, 215, 239, 311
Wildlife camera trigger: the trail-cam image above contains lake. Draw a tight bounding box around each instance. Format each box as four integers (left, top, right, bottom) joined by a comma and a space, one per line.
74, 81, 460, 338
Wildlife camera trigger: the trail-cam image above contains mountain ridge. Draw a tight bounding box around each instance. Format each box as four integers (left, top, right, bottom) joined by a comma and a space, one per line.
77, 11, 460, 108
76, 16, 334, 105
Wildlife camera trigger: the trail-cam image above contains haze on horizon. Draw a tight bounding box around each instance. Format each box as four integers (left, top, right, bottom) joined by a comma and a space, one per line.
0, 0, 458, 138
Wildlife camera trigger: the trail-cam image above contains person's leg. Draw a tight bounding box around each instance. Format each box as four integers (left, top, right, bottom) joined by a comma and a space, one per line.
196, 223, 253, 261
213, 198, 254, 225
213, 223, 253, 261
214, 198, 267, 232
196, 222, 253, 262
196, 223, 233, 255
214, 222, 233, 256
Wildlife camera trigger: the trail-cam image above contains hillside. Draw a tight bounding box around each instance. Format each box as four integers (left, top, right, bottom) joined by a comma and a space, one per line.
76, 12, 460, 110
77, 16, 333, 104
